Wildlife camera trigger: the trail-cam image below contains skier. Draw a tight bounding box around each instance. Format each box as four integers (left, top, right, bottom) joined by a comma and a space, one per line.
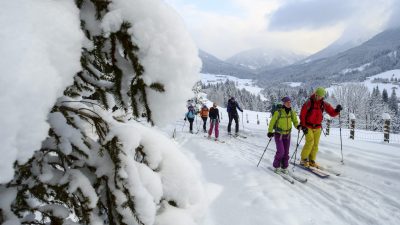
299, 87, 342, 168
227, 97, 243, 135
208, 102, 220, 141
200, 104, 209, 133
267, 97, 300, 174
184, 104, 197, 134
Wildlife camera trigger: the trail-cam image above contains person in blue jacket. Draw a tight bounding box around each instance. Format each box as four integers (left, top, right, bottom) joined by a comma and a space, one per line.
184, 104, 197, 133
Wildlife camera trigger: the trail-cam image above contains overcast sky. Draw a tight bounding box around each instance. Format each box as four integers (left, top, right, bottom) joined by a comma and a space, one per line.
166, 0, 399, 59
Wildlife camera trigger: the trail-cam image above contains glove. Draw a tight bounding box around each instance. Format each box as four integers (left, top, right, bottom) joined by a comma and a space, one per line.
267, 132, 274, 138
335, 104, 343, 112
302, 127, 308, 135
296, 125, 302, 130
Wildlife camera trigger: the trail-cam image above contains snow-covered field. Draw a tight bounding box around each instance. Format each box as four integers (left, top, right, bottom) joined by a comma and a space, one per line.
201, 73, 266, 100
283, 82, 303, 87
327, 69, 400, 97
165, 105, 400, 225
364, 69, 400, 95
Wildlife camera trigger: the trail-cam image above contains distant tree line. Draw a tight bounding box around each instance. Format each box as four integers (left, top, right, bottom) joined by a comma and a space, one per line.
201, 80, 268, 111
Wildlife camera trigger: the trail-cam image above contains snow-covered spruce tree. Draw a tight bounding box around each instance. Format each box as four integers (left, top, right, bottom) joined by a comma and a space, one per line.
1, 0, 203, 225
382, 88, 389, 103
389, 89, 399, 115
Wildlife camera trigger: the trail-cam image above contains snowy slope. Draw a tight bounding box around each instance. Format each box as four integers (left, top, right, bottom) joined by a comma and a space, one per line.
165, 105, 400, 225
364, 69, 400, 95
201, 73, 266, 100
326, 69, 400, 97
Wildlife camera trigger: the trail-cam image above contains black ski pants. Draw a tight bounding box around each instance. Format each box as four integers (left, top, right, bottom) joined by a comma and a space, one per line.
228, 113, 239, 133
202, 117, 208, 131
188, 118, 194, 132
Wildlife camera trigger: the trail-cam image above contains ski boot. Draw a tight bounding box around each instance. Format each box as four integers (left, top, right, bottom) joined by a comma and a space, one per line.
274, 168, 281, 174
281, 168, 289, 174
300, 159, 309, 167
309, 160, 320, 168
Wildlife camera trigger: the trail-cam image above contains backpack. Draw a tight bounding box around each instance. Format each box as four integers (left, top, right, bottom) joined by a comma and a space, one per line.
270, 103, 293, 131
187, 106, 196, 119
270, 103, 283, 117
305, 98, 324, 123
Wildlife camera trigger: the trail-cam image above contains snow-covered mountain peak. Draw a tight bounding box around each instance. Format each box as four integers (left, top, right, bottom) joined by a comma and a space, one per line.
226, 47, 308, 71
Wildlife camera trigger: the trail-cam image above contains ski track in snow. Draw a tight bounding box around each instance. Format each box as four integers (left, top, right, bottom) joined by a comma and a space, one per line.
169, 115, 400, 225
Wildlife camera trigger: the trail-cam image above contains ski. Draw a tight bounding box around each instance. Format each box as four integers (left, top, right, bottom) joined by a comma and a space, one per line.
291, 162, 330, 178
230, 133, 247, 139
314, 165, 341, 176
267, 167, 294, 184
292, 161, 341, 176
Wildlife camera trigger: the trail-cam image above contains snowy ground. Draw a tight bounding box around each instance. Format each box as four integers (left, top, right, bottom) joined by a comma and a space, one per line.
201, 73, 266, 100
164, 107, 400, 225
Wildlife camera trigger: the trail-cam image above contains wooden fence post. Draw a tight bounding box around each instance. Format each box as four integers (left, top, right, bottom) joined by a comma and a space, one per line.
349, 113, 356, 140
383, 113, 391, 143
257, 114, 260, 125
325, 114, 331, 135
326, 119, 331, 135
246, 114, 249, 123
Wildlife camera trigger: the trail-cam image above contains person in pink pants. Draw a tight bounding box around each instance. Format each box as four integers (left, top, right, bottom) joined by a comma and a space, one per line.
208, 102, 220, 141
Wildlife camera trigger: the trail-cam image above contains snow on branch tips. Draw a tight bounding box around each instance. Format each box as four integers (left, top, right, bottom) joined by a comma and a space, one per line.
0, 0, 205, 224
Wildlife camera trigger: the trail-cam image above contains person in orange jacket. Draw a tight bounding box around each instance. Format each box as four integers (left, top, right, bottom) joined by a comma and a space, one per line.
299, 87, 342, 168
200, 104, 209, 133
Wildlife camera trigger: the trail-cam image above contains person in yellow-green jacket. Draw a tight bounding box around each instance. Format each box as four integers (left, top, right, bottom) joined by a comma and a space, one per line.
267, 96, 301, 174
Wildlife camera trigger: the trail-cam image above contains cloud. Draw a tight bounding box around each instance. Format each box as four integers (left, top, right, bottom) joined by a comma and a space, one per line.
268, 0, 357, 30
386, 0, 400, 29
166, 0, 395, 59
268, 0, 393, 31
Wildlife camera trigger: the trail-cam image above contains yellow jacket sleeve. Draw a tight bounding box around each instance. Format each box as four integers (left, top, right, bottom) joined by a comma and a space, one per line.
268, 111, 279, 133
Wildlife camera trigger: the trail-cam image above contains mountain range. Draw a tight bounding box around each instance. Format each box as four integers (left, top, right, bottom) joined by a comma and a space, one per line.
199, 27, 400, 88
199, 50, 255, 78
226, 48, 307, 71
257, 27, 400, 87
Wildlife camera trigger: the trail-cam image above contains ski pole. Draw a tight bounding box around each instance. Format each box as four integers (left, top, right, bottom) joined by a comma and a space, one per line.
257, 137, 273, 167
291, 131, 305, 167
339, 113, 344, 164
241, 111, 244, 131
292, 129, 300, 164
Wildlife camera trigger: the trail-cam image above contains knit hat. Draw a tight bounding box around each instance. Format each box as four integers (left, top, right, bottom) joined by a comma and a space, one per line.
281, 96, 291, 103
315, 87, 326, 97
